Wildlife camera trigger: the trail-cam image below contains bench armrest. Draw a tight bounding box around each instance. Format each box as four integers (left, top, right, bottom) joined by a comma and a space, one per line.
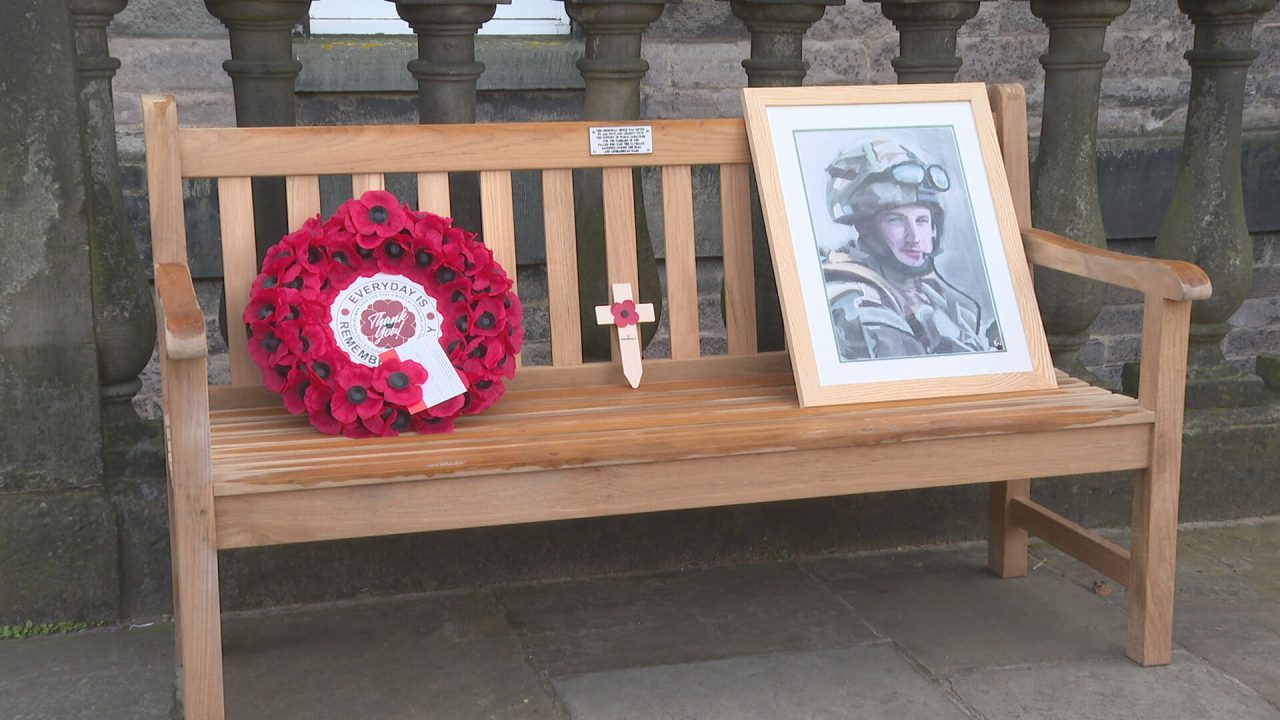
1022, 228, 1212, 302
155, 262, 207, 360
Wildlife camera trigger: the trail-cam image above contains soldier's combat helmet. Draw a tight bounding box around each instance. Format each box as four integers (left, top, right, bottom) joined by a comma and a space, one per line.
825, 140, 951, 254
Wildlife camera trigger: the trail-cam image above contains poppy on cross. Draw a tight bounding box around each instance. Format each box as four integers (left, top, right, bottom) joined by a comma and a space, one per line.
594, 283, 655, 388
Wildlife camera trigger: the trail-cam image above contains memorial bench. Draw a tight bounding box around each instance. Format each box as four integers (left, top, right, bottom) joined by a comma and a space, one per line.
144, 84, 1210, 719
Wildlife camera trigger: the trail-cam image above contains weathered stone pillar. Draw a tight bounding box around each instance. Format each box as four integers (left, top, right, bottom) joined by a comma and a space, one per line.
870, 0, 987, 84
563, 0, 666, 360
1028, 0, 1130, 379
1, 0, 119, 624
204, 0, 311, 258
70, 0, 158, 461
727, 0, 845, 351
1152, 0, 1277, 407
391, 0, 507, 232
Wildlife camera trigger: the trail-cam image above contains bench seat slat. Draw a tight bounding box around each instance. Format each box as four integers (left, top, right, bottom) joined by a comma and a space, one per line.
208, 377, 1153, 496
212, 422, 1152, 549
207, 374, 1129, 445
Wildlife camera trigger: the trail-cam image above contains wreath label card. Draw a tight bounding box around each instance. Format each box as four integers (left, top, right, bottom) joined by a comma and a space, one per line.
330, 273, 467, 408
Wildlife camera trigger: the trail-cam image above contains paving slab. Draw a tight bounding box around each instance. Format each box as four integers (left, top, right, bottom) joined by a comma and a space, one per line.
950, 651, 1280, 720
803, 545, 1128, 674
497, 563, 876, 678
554, 644, 973, 720
0, 623, 174, 720
1170, 521, 1280, 709
220, 591, 561, 720
1029, 520, 1280, 707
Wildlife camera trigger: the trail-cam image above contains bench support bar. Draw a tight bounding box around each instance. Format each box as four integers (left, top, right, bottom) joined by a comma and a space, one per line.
1009, 496, 1130, 585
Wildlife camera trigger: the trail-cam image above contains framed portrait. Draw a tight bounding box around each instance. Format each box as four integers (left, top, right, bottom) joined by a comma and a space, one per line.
741, 83, 1055, 407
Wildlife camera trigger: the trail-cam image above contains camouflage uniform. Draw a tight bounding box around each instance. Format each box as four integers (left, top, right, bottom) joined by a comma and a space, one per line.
823, 140, 1000, 360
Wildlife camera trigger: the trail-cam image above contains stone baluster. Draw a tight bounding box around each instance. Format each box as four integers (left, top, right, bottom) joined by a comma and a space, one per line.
70, 0, 158, 458
390, 0, 507, 232
869, 0, 987, 84
204, 0, 312, 259
727, 0, 845, 351
1029, 0, 1130, 380
1153, 0, 1278, 407
563, 0, 667, 360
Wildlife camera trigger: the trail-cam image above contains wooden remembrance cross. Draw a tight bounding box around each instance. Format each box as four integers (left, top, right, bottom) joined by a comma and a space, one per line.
595, 283, 656, 388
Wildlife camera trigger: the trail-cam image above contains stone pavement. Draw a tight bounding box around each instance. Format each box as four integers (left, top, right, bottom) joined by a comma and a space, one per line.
3, 518, 1278, 720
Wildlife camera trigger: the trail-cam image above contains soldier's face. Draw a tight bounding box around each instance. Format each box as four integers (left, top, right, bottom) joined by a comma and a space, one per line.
875, 204, 935, 267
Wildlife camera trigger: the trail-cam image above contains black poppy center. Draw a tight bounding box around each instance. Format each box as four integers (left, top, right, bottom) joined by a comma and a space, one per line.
476, 380, 493, 390
388, 371, 410, 390
262, 333, 281, 352
346, 386, 369, 404
257, 304, 274, 320
369, 205, 389, 224
332, 251, 349, 266
620, 309, 631, 318
385, 241, 405, 258
437, 267, 457, 284
357, 246, 374, 259
308, 247, 323, 264
455, 316, 469, 333
415, 249, 434, 267
391, 411, 412, 431
312, 361, 331, 379
476, 312, 496, 329
262, 275, 278, 289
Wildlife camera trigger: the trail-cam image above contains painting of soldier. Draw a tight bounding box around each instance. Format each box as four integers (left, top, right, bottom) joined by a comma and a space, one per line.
795, 128, 1006, 362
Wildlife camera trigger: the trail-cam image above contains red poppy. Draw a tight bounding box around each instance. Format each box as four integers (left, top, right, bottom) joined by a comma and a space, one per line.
281, 368, 312, 415
364, 406, 411, 437
461, 359, 504, 413
611, 299, 638, 328
304, 387, 345, 435
462, 335, 506, 370
376, 234, 414, 274
424, 393, 465, 419
345, 190, 409, 241
243, 287, 286, 327
248, 327, 295, 370
374, 356, 427, 407
331, 365, 384, 423
410, 414, 455, 435
469, 295, 507, 338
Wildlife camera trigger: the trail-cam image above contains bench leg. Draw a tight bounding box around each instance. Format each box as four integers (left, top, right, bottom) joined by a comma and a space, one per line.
168, 464, 227, 719
987, 479, 1030, 578
1126, 464, 1178, 666
171, 508, 227, 719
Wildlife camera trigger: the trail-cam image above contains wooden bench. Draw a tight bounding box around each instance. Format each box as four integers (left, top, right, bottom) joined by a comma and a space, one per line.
144, 84, 1210, 719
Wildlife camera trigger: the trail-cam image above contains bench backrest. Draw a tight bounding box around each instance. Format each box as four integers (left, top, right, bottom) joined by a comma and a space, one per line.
143, 85, 1029, 388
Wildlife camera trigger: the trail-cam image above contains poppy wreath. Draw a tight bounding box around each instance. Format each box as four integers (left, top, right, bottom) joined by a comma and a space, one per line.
243, 190, 523, 437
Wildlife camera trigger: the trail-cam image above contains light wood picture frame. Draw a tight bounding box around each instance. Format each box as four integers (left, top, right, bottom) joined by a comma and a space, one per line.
742, 83, 1056, 407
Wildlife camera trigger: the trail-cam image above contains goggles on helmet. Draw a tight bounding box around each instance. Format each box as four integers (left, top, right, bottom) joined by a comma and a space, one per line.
827, 159, 950, 193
